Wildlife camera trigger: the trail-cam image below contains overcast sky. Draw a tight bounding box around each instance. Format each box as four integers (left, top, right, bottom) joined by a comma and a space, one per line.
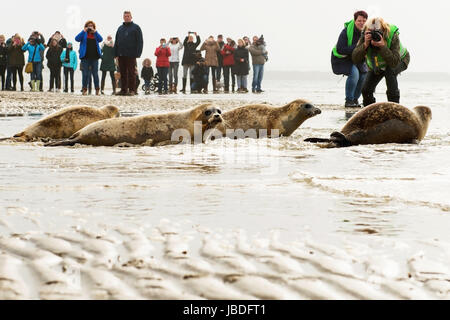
2, 0, 448, 73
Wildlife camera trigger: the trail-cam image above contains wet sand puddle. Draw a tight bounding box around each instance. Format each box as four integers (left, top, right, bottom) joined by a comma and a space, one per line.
0, 91, 450, 299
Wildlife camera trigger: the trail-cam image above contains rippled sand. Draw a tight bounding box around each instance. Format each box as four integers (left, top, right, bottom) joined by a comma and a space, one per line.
1, 91, 450, 300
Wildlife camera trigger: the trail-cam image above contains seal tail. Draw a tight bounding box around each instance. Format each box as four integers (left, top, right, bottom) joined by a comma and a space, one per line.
44, 139, 77, 147
0, 137, 13, 142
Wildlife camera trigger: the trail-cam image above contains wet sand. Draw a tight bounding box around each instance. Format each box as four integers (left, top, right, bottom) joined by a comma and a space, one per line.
1, 91, 450, 300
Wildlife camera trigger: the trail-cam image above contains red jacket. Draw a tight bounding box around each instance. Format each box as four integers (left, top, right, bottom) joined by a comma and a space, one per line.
154, 46, 171, 67
221, 44, 235, 66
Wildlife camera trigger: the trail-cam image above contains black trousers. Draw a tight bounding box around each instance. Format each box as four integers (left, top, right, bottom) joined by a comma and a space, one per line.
0, 65, 6, 90
63, 67, 74, 91
101, 70, 116, 91
361, 62, 408, 106
11, 65, 24, 90
49, 66, 61, 89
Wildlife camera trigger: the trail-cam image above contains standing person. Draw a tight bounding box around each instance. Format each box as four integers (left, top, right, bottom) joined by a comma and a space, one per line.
60, 42, 77, 93
168, 37, 183, 94
100, 35, 116, 95
22, 35, 45, 92
234, 39, 249, 93
114, 11, 144, 96
181, 32, 200, 93
200, 36, 220, 93
0, 35, 7, 90
30, 31, 46, 92
75, 20, 103, 95
249, 35, 267, 93
216, 34, 225, 84
154, 38, 171, 94
46, 39, 63, 92
243, 36, 251, 49
331, 11, 368, 107
352, 17, 410, 106
141, 58, 154, 94
221, 38, 235, 93
7, 34, 25, 91
47, 31, 67, 49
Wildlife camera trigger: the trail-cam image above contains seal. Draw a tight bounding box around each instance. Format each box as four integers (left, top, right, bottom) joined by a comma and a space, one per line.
0, 105, 120, 142
45, 104, 223, 147
305, 102, 432, 147
215, 99, 322, 139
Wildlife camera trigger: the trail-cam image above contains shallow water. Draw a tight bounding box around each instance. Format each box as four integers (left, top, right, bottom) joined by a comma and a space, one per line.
0, 76, 449, 299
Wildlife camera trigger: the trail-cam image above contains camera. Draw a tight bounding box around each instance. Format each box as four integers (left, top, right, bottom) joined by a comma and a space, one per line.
370, 30, 383, 42
87, 27, 93, 33
256, 35, 265, 46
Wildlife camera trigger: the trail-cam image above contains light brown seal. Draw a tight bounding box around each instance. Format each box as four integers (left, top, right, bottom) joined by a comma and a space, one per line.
45, 104, 223, 147
215, 99, 321, 139
0, 105, 120, 142
305, 102, 432, 147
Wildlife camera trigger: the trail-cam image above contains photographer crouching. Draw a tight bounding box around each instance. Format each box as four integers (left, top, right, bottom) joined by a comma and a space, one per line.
352, 17, 410, 106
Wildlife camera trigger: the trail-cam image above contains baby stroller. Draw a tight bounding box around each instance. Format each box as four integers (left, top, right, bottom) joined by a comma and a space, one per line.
142, 73, 160, 94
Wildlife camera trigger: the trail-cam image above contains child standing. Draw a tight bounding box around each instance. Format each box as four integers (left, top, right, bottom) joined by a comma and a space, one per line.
141, 58, 154, 94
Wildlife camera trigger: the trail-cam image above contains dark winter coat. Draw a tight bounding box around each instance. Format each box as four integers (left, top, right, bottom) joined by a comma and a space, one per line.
217, 41, 224, 67
100, 45, 116, 72
331, 26, 367, 76
233, 46, 249, 76
7, 43, 25, 66
141, 66, 154, 81
0, 44, 7, 66
46, 46, 63, 69
181, 35, 201, 66
114, 22, 144, 58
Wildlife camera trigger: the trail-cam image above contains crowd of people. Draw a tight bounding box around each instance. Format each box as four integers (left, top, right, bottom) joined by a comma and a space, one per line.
0, 11, 268, 96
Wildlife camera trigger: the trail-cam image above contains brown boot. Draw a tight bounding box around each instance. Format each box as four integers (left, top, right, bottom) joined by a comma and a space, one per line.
95, 88, 100, 96
82, 88, 87, 96
173, 84, 177, 94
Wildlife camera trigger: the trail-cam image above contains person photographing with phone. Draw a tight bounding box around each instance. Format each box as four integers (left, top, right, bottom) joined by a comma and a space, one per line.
181, 32, 200, 93
352, 17, 410, 106
155, 38, 171, 94
75, 20, 103, 95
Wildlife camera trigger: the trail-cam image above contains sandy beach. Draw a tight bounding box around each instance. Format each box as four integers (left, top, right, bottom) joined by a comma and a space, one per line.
0, 86, 450, 300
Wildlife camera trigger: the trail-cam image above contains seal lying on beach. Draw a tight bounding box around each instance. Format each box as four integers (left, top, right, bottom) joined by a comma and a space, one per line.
0, 105, 120, 142
304, 102, 432, 147
215, 99, 322, 138
45, 104, 223, 147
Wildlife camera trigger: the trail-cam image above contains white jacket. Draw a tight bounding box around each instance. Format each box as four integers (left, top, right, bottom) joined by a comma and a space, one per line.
168, 42, 183, 63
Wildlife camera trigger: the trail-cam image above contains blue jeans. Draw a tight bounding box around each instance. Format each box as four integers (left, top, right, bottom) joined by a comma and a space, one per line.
252, 64, 264, 91
236, 75, 247, 89
345, 65, 366, 102
81, 59, 99, 89
157, 67, 169, 92
31, 62, 42, 81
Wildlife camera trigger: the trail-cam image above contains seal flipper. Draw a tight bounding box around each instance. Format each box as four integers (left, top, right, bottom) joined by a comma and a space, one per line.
304, 137, 332, 143
44, 139, 78, 147
330, 131, 352, 147
0, 137, 12, 142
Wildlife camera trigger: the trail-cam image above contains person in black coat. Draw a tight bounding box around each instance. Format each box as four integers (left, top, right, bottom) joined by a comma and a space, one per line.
0, 35, 8, 90
114, 11, 144, 95
331, 10, 368, 107
234, 39, 249, 93
46, 39, 63, 91
181, 32, 200, 93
